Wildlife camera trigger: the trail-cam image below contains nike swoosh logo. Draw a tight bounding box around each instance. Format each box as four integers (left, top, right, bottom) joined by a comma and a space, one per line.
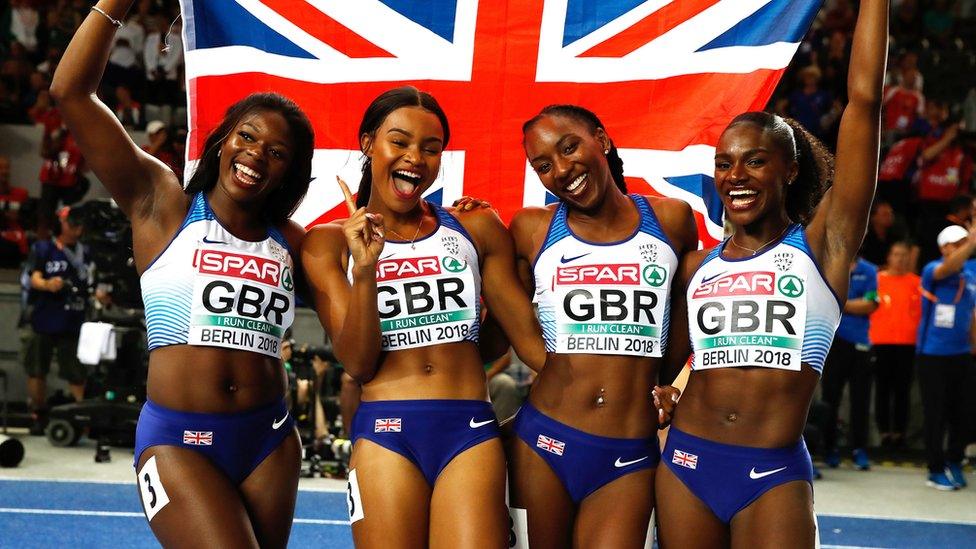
202, 236, 227, 245
469, 417, 494, 428
749, 466, 787, 479
701, 271, 728, 284
560, 252, 591, 264
272, 413, 289, 430
614, 456, 649, 468
379, 253, 396, 261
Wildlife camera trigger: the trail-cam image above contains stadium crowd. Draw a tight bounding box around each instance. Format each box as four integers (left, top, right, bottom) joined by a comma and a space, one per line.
2, 0, 976, 491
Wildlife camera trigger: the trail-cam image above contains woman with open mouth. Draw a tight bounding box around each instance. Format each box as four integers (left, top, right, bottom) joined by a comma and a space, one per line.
655, 1, 888, 547
301, 86, 547, 548
505, 104, 698, 547
51, 2, 315, 547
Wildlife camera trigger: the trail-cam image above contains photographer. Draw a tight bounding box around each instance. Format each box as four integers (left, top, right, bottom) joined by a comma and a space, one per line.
289, 341, 336, 443
23, 206, 93, 435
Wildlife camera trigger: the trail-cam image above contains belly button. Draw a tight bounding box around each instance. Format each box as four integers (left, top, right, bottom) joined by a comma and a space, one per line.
425, 364, 433, 374
227, 384, 238, 393
726, 412, 737, 422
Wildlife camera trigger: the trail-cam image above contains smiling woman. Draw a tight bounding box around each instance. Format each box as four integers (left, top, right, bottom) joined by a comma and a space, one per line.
301, 86, 548, 548
48, 2, 315, 547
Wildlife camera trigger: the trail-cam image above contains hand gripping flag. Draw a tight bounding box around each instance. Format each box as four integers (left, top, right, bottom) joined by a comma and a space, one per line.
179, 0, 823, 245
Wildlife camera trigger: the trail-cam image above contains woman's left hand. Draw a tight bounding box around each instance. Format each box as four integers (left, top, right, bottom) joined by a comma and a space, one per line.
653, 385, 681, 428
452, 196, 492, 211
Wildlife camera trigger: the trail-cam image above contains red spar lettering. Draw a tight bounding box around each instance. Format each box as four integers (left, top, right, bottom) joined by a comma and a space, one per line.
376, 256, 441, 282
555, 264, 640, 285
197, 251, 281, 286
692, 271, 776, 298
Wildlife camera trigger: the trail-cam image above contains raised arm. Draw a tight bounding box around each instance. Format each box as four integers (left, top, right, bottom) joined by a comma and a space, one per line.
461, 208, 548, 373
809, 0, 889, 289
302, 178, 387, 383
49, 0, 184, 223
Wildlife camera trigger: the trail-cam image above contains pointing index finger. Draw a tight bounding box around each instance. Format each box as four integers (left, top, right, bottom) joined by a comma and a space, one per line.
336, 175, 356, 215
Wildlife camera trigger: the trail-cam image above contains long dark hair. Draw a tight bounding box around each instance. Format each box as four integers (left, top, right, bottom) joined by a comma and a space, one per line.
185, 93, 314, 223
522, 104, 627, 193
355, 86, 451, 209
726, 112, 834, 225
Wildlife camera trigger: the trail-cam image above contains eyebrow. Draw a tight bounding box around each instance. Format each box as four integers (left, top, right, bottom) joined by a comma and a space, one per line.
241, 122, 291, 148
714, 147, 769, 158
529, 133, 575, 164
387, 127, 443, 144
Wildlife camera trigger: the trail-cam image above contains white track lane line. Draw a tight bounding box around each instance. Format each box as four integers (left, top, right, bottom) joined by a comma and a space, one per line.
0, 507, 350, 525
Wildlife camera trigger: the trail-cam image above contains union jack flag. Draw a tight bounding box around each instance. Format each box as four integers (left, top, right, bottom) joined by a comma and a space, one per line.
536, 434, 566, 456
672, 448, 698, 469
182, 430, 214, 445
374, 417, 403, 432
179, 0, 823, 245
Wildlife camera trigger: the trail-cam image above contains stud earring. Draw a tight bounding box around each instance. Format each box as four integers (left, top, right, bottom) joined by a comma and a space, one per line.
604, 149, 609, 155
217, 149, 222, 158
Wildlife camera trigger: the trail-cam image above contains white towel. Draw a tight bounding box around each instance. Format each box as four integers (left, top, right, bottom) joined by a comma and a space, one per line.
76, 322, 117, 365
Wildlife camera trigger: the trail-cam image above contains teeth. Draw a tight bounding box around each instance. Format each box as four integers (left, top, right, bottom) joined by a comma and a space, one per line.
234, 163, 264, 183
394, 170, 422, 182
729, 189, 757, 197
566, 174, 587, 193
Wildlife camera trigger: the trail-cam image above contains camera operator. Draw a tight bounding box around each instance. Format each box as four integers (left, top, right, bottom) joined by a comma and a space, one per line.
22, 206, 93, 435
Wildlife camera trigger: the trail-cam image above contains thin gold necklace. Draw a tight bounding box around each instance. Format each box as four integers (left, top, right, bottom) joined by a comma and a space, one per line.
387, 212, 425, 250
729, 224, 790, 255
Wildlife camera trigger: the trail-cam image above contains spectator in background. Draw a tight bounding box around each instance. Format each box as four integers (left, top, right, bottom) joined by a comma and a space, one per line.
38, 120, 87, 239
917, 225, 976, 490
8, 1, 39, 55
35, 46, 62, 79
917, 194, 973, 270
910, 96, 950, 137
883, 51, 925, 144
781, 65, 835, 141
2, 40, 34, 97
141, 120, 180, 174
142, 14, 182, 124
113, 84, 142, 129
23, 206, 91, 435
891, 0, 923, 48
870, 241, 921, 450
0, 78, 26, 123
861, 199, 910, 266
103, 37, 141, 93
115, 10, 146, 61
820, 30, 851, 102
823, 0, 856, 35
822, 257, 879, 471
27, 87, 55, 124
0, 155, 28, 267
484, 349, 521, 422
922, 0, 955, 49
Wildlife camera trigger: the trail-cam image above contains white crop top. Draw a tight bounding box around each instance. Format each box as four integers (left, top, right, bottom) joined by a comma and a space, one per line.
686, 224, 841, 374
533, 195, 679, 358
348, 203, 481, 351
141, 193, 296, 358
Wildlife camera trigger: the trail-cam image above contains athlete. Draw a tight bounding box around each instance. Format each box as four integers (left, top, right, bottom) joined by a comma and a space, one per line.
51, 2, 313, 546
302, 86, 547, 548
655, 2, 888, 547
507, 105, 697, 547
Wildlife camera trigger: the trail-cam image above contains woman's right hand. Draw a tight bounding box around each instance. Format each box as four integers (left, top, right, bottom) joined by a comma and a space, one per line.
338, 176, 385, 271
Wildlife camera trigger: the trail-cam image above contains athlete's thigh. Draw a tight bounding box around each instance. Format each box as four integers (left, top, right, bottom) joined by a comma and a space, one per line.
574, 468, 655, 549
348, 439, 432, 549
507, 435, 575, 549
654, 461, 728, 549
239, 429, 302, 549
730, 480, 814, 549
429, 437, 507, 549
135, 445, 259, 548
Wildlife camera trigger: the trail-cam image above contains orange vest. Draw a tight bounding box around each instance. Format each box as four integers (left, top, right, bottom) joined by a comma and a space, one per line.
869, 271, 921, 345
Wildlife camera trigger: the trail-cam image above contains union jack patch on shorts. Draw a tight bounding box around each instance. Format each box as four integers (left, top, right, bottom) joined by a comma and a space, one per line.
672, 449, 698, 470
536, 434, 565, 456
374, 418, 402, 432
182, 430, 213, 446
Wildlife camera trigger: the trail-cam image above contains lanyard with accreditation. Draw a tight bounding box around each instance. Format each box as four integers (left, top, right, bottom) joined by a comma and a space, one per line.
920, 275, 966, 330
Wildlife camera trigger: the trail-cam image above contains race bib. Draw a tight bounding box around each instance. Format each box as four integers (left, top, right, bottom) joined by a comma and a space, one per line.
375, 255, 478, 351
552, 262, 669, 357
188, 246, 294, 357
934, 304, 956, 329
690, 271, 807, 371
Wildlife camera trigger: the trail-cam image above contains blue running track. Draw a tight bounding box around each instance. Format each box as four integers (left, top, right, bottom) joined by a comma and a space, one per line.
0, 480, 974, 548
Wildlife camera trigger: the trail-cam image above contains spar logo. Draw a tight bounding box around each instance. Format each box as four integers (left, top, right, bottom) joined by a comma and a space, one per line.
642, 264, 667, 287
692, 271, 776, 298
376, 256, 440, 282
555, 264, 641, 286
196, 250, 282, 286
777, 275, 804, 297
442, 256, 467, 273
